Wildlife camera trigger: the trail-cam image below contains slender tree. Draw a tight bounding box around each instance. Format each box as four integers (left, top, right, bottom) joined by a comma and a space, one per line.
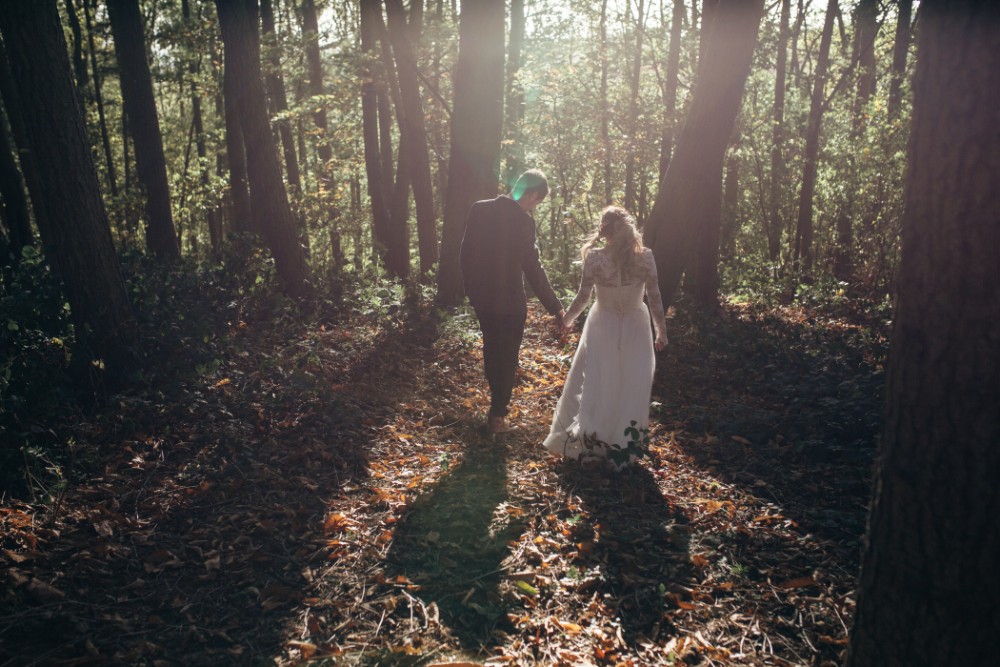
107, 0, 180, 261
658, 0, 684, 184
0, 0, 136, 373
220, 43, 252, 234
623, 0, 646, 213
82, 0, 119, 201
386, 0, 437, 276
846, 3, 1000, 664
644, 0, 765, 310
260, 0, 301, 198
791, 0, 837, 274
216, 0, 310, 296
435, 0, 505, 306
301, 0, 332, 169
0, 100, 32, 261
503, 0, 526, 185
63, 0, 88, 93
359, 0, 391, 269
599, 0, 612, 204
764, 0, 790, 263
887, 0, 913, 118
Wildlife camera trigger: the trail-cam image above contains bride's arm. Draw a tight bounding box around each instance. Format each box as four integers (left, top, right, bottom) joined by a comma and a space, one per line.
563, 252, 596, 328
643, 250, 668, 347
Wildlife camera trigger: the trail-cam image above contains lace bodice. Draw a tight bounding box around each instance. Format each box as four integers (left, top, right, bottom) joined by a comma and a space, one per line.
564, 247, 667, 342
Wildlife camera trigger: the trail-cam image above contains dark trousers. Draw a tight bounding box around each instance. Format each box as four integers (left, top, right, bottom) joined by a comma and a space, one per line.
475, 309, 526, 417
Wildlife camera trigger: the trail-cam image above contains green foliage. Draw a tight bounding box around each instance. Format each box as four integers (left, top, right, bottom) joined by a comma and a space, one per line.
0, 248, 76, 495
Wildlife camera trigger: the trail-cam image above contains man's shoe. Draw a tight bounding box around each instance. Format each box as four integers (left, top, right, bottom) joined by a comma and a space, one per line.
488, 415, 512, 434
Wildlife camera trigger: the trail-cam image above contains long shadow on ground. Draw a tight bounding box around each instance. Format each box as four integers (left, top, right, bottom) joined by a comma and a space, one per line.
556, 462, 691, 644
386, 437, 523, 651
657, 302, 886, 555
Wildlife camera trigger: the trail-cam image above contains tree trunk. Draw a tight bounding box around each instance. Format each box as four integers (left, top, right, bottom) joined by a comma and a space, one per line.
359, 0, 391, 270
0, 0, 136, 374
0, 100, 33, 260
216, 0, 310, 297
644, 0, 764, 310
846, 4, 1000, 665
386, 0, 437, 276
767, 0, 790, 263
221, 43, 252, 234
435, 0, 505, 307
658, 0, 684, 185
791, 0, 836, 275
260, 0, 301, 197
83, 0, 119, 202
301, 0, 332, 169
887, 0, 913, 118
623, 0, 646, 213
107, 0, 180, 261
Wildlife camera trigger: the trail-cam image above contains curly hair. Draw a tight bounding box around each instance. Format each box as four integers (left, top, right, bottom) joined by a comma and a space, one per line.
579, 206, 644, 273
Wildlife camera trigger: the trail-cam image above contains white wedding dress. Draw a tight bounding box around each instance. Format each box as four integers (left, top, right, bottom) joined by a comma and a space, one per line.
543, 247, 667, 467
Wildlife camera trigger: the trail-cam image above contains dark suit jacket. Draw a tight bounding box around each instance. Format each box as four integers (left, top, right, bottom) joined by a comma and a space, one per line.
460, 195, 563, 317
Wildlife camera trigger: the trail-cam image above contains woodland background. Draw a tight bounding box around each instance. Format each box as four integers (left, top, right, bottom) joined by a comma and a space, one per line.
1, 1, 998, 666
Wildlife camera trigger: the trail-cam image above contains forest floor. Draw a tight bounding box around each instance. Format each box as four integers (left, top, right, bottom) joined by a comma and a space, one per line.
1, 295, 886, 666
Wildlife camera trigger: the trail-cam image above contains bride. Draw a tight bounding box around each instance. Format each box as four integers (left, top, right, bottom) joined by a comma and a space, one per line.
543, 206, 667, 467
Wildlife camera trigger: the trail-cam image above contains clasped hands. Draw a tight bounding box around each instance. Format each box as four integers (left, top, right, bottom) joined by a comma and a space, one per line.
554, 310, 668, 351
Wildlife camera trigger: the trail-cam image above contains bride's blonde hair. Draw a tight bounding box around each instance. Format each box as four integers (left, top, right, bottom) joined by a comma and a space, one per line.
580, 206, 644, 272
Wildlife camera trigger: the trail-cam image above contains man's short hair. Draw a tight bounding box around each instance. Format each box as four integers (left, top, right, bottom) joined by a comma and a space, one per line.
511, 169, 549, 201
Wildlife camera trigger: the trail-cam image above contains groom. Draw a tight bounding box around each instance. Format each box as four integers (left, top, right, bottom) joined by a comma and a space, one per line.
461, 169, 565, 434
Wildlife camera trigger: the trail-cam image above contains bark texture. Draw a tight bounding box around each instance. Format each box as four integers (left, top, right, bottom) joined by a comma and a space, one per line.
216, 0, 310, 296
435, 0, 505, 306
0, 0, 136, 373
644, 0, 764, 310
846, 3, 1000, 665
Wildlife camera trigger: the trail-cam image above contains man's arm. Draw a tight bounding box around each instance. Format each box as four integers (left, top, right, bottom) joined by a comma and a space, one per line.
519, 219, 564, 316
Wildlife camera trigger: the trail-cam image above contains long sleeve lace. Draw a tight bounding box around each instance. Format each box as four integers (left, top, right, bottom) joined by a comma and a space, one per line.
642, 249, 667, 343
563, 253, 596, 327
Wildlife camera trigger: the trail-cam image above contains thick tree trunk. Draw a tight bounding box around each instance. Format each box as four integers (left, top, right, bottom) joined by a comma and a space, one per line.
386, 0, 437, 276
216, 0, 310, 297
644, 0, 764, 310
767, 0, 790, 263
359, 0, 391, 270
658, 0, 684, 184
846, 4, 1000, 665
260, 0, 301, 197
107, 0, 180, 261
0, 100, 33, 260
83, 0, 119, 201
792, 0, 836, 275
301, 0, 332, 169
0, 0, 136, 374
435, 0, 505, 307
887, 0, 913, 118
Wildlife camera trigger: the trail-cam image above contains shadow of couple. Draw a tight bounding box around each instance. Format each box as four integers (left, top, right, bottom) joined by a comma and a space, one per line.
386, 434, 690, 651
